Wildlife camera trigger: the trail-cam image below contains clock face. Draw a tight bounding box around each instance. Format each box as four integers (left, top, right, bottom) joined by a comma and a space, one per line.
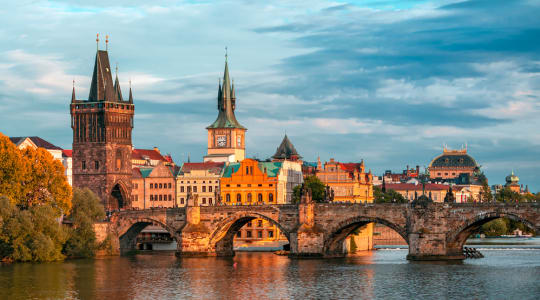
237, 136, 242, 147
217, 135, 226, 147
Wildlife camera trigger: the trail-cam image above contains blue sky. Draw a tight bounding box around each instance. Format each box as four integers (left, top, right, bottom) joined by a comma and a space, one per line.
1, 0, 539, 191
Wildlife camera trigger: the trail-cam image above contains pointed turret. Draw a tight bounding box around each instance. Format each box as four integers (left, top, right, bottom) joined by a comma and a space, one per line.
207, 56, 246, 130
114, 65, 123, 102
231, 80, 236, 110
272, 134, 302, 161
71, 82, 76, 103
128, 81, 133, 104
88, 50, 115, 101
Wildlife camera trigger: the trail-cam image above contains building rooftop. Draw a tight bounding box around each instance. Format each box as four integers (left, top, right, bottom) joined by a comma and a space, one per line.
9, 136, 63, 150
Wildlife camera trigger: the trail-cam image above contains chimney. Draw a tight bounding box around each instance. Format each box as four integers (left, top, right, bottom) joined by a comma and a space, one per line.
153, 147, 160, 154
416, 165, 420, 175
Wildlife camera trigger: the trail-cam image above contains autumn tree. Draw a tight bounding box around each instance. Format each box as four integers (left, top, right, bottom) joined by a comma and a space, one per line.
0, 133, 29, 204
21, 147, 72, 214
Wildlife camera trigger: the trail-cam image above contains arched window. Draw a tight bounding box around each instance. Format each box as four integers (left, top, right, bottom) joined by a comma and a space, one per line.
150, 195, 153, 201
247, 193, 252, 202
226, 193, 231, 202
269, 193, 274, 202
258, 193, 263, 202
237, 193, 242, 202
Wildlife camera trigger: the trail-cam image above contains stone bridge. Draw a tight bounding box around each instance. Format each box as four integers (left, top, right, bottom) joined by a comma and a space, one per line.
99, 202, 540, 260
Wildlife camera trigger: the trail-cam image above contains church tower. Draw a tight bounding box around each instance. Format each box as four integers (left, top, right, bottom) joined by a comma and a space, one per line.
70, 36, 134, 211
204, 55, 247, 162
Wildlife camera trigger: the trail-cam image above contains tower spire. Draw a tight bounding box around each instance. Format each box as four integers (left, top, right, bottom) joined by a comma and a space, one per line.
96, 33, 99, 50
114, 63, 123, 101
105, 35, 109, 51
71, 79, 76, 103
128, 80, 133, 103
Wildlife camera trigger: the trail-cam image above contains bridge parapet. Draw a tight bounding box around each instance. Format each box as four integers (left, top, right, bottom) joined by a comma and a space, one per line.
100, 202, 539, 260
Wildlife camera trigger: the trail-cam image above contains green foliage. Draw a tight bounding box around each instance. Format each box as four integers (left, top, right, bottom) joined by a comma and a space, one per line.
479, 179, 493, 202
0, 196, 67, 262
374, 186, 407, 203
292, 176, 326, 203
495, 187, 523, 203
63, 188, 105, 258
481, 219, 507, 236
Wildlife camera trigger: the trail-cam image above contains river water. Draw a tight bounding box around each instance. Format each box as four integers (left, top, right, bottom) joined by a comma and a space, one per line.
1, 238, 539, 300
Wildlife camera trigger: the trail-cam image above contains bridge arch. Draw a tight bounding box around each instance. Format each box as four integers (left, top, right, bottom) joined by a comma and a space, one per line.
323, 216, 408, 256
117, 217, 178, 253
447, 212, 538, 251
208, 212, 291, 256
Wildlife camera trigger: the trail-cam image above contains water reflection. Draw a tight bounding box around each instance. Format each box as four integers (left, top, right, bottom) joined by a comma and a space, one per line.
1, 249, 539, 299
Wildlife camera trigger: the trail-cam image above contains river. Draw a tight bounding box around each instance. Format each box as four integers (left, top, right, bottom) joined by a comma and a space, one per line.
1, 238, 539, 299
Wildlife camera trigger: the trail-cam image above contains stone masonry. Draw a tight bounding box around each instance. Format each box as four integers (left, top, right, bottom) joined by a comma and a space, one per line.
96, 202, 540, 260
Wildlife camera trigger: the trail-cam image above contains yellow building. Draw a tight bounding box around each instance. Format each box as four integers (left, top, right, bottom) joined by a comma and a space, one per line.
316, 158, 374, 251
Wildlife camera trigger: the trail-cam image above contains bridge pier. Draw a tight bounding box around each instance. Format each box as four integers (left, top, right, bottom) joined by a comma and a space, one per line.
406, 232, 465, 261
175, 206, 215, 257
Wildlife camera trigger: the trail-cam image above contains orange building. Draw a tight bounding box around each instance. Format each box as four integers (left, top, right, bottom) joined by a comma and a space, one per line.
220, 159, 287, 248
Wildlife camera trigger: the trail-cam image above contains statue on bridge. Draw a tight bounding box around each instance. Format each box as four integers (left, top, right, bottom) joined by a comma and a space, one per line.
444, 186, 456, 203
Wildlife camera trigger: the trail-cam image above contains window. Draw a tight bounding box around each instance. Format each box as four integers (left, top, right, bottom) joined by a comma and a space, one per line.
258, 231, 263, 238
159, 183, 163, 189
159, 195, 162, 201
445, 173, 448, 176
269, 193, 274, 202
237, 194, 241, 202
168, 183, 171, 188
269, 184, 273, 187
187, 186, 191, 193
258, 220, 263, 227
150, 183, 154, 189
209, 186, 213, 192
258, 184, 262, 187
236, 231, 242, 238
226, 194, 231, 202
208, 198, 212, 205
258, 193, 263, 202
181, 198, 184, 204
237, 184, 241, 187
268, 230, 274, 238
246, 231, 252, 238
95, 161, 99, 170
246, 166, 249, 174
82, 161, 86, 170
168, 195, 172, 201
247, 193, 252, 202
181, 186, 184, 193
226, 184, 230, 187
134, 183, 138, 189
150, 195, 153, 201
250, 166, 253, 174
202, 198, 206, 204
247, 221, 252, 227
203, 186, 206, 192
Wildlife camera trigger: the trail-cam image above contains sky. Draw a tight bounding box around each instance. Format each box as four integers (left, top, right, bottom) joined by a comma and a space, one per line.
0, 0, 539, 191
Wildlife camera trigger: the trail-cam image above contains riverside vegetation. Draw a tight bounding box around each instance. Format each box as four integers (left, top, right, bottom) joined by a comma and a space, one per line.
0, 132, 108, 263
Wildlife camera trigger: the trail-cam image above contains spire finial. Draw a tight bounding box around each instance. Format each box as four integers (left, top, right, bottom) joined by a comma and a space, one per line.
72, 79, 75, 88
105, 34, 109, 51
225, 46, 228, 61
96, 33, 100, 50
115, 62, 118, 75
129, 79, 131, 89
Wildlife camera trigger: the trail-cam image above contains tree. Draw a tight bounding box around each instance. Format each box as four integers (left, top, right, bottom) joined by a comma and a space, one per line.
0, 196, 67, 262
481, 219, 507, 237
495, 187, 523, 203
63, 188, 105, 258
0, 133, 29, 205
374, 186, 407, 203
292, 176, 326, 203
21, 147, 72, 214
479, 178, 493, 202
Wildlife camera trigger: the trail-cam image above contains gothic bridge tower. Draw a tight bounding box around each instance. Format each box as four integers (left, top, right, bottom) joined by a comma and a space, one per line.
70, 37, 134, 211
204, 55, 247, 162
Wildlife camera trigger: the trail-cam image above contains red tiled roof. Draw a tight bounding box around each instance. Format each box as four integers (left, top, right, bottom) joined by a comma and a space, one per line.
339, 163, 362, 172
132, 149, 167, 162
182, 162, 225, 173
62, 149, 72, 157
380, 183, 451, 191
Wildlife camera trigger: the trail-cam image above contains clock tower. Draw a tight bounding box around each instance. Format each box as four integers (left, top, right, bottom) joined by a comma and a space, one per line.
204, 56, 247, 162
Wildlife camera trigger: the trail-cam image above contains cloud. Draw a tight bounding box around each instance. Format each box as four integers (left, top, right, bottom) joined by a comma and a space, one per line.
0, 0, 539, 191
